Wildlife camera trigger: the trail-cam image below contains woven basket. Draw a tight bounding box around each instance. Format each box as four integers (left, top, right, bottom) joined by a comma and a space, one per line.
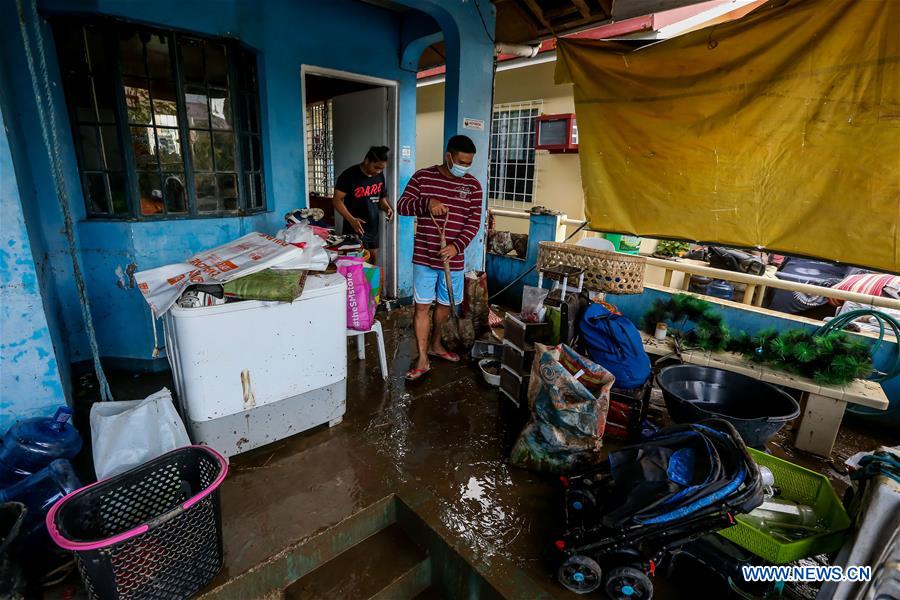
538, 241, 646, 295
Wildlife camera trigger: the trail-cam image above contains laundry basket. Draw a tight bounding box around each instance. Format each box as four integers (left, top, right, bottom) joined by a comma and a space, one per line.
47, 446, 228, 599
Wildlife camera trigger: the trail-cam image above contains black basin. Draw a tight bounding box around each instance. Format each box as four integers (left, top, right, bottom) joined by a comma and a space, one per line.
656, 365, 800, 447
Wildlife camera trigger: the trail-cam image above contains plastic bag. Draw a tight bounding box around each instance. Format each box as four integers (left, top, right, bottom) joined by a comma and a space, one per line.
274, 223, 330, 271
90, 388, 191, 480
336, 256, 375, 331
363, 263, 381, 305
521, 285, 548, 323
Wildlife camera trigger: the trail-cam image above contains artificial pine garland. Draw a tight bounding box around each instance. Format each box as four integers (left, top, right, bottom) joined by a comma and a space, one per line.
642, 294, 730, 351
643, 294, 873, 384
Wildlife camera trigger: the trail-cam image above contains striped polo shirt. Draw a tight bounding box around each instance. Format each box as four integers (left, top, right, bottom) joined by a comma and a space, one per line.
397, 166, 483, 271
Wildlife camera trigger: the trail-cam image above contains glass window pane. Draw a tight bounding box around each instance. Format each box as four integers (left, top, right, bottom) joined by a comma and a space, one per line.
156, 127, 183, 170
108, 172, 128, 214
84, 27, 107, 73
130, 126, 158, 169
100, 125, 121, 170
180, 39, 204, 84
82, 172, 109, 213
206, 43, 228, 87
56, 26, 88, 74
146, 34, 172, 80
249, 135, 261, 171
151, 79, 178, 126
124, 79, 152, 124
195, 174, 217, 213
138, 172, 164, 215
246, 95, 259, 133
213, 132, 234, 170
119, 30, 145, 76
217, 173, 238, 211
67, 76, 95, 122
78, 126, 103, 170
190, 130, 213, 171
208, 89, 232, 130
93, 76, 117, 123
185, 88, 209, 128
162, 173, 187, 213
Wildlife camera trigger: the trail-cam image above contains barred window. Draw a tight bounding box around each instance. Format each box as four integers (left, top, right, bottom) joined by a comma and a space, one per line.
54, 20, 265, 219
305, 100, 334, 196
488, 100, 541, 209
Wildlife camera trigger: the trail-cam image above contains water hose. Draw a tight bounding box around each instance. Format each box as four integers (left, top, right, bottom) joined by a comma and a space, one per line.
815, 308, 900, 416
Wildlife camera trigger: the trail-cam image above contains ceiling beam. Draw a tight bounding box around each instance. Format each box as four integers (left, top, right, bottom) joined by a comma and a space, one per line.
570, 0, 592, 18
518, 0, 553, 30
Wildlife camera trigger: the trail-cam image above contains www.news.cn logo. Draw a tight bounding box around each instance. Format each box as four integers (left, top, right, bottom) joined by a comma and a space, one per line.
742, 565, 872, 583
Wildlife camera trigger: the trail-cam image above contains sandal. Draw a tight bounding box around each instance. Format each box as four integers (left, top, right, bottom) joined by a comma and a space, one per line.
405, 366, 431, 381
427, 350, 460, 362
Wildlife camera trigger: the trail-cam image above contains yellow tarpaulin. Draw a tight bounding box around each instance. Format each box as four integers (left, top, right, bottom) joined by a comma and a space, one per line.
556, 0, 900, 272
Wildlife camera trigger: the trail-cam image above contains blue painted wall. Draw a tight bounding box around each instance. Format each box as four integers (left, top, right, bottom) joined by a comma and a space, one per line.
0, 96, 66, 432
0, 0, 422, 370
485, 212, 562, 308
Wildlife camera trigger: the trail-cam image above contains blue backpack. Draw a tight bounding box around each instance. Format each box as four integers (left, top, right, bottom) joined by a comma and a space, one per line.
579, 303, 651, 390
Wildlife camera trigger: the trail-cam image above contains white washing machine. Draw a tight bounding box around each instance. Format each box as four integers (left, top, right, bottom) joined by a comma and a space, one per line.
163, 273, 347, 457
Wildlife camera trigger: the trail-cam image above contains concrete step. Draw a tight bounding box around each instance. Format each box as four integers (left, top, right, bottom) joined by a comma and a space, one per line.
283, 523, 430, 600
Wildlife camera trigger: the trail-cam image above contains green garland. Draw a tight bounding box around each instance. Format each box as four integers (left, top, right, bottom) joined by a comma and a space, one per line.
642, 294, 730, 352
643, 294, 873, 385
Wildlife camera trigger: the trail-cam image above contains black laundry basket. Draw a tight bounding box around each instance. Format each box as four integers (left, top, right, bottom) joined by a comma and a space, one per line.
47, 446, 228, 600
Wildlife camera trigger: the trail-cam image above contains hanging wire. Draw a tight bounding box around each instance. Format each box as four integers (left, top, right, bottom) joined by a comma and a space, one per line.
17, 0, 114, 401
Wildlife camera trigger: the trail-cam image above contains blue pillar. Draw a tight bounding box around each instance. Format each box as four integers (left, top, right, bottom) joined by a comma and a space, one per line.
0, 98, 67, 430
399, 0, 496, 272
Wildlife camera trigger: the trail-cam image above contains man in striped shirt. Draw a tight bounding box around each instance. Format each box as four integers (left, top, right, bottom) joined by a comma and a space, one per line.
397, 135, 483, 380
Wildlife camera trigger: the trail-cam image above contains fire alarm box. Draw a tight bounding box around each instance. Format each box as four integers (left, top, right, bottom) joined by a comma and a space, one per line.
536, 113, 578, 153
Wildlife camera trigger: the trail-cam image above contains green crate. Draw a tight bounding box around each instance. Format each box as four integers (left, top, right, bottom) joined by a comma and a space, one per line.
718, 448, 851, 564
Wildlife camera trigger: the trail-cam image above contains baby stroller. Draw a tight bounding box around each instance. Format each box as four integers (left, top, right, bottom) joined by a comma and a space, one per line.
555, 419, 763, 599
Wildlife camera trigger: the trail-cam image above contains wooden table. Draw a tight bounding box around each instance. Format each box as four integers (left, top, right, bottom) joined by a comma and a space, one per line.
641, 334, 889, 457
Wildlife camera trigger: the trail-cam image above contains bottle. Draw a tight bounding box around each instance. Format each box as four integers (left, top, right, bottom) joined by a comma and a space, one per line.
0, 459, 81, 540
0, 407, 82, 488
752, 498, 817, 527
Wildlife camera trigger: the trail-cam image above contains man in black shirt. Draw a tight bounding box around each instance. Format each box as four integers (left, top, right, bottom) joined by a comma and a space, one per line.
332, 146, 393, 265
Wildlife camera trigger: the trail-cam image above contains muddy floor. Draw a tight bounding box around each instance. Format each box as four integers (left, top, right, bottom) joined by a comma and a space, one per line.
63, 305, 896, 599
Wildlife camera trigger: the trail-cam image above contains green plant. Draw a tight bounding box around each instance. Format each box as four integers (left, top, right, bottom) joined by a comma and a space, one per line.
655, 240, 692, 257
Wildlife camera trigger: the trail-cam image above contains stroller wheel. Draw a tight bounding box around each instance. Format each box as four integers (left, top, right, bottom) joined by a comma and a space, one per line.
604, 566, 653, 600
568, 489, 597, 512
558, 555, 602, 594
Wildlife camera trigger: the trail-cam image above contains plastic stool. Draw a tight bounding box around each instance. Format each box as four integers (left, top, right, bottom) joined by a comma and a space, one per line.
347, 320, 388, 380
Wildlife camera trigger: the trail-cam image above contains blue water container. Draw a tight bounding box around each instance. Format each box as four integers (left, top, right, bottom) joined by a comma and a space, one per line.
0, 407, 82, 488
0, 459, 81, 539
707, 279, 736, 301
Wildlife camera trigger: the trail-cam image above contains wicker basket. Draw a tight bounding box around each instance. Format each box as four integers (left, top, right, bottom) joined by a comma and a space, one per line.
538, 241, 646, 294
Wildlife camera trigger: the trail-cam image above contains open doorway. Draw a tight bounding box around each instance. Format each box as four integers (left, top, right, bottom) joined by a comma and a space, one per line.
301, 68, 399, 299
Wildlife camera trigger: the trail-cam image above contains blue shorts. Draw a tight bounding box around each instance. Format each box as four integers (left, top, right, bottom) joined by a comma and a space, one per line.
413, 264, 464, 306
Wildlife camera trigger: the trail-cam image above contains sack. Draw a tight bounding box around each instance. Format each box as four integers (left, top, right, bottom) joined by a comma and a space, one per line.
90, 388, 190, 480
579, 302, 651, 389
222, 269, 308, 302
336, 256, 375, 331
462, 271, 490, 334
135, 232, 309, 316
363, 263, 381, 305
510, 345, 614, 473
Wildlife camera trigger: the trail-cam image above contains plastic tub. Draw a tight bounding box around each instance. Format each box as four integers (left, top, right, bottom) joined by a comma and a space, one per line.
47, 446, 227, 599
479, 359, 501, 387
656, 365, 800, 447
718, 448, 851, 563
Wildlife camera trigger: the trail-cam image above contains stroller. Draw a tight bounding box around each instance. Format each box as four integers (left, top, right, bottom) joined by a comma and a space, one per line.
555, 419, 763, 599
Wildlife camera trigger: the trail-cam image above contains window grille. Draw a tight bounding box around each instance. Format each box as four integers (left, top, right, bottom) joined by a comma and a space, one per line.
488, 100, 541, 210
305, 100, 334, 197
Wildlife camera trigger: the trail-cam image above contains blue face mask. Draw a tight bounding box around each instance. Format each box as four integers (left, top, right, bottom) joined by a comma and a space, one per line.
447, 157, 470, 178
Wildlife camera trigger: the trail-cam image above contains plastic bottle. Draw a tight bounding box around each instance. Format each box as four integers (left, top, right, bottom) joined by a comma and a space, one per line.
0, 459, 81, 540
0, 407, 82, 488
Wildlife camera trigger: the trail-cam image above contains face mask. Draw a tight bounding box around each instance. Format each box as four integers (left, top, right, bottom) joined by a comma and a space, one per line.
447, 157, 470, 178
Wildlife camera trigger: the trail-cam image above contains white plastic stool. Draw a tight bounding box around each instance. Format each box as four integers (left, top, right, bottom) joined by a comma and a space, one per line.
347, 320, 388, 380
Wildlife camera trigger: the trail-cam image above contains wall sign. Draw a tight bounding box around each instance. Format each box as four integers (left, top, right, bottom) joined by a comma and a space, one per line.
463, 117, 484, 131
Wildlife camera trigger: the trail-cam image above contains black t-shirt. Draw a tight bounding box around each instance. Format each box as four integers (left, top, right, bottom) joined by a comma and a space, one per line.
334, 165, 387, 247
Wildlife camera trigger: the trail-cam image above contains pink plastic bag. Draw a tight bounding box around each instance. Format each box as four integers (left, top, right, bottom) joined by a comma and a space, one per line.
336, 256, 375, 331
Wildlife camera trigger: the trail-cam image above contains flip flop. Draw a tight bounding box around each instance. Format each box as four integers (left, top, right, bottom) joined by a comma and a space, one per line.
405, 366, 431, 381
428, 350, 460, 362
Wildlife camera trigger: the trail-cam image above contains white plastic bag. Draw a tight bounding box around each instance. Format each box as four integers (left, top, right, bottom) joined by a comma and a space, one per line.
90, 388, 191, 480
274, 224, 330, 271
